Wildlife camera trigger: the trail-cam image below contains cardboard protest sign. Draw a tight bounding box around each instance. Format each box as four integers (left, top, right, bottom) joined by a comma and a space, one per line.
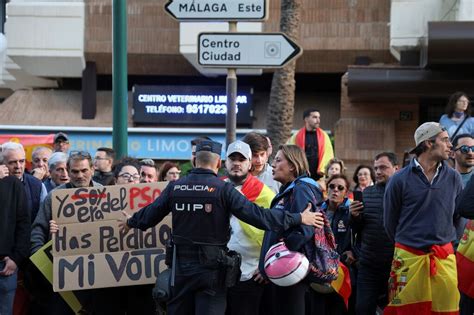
52, 182, 170, 292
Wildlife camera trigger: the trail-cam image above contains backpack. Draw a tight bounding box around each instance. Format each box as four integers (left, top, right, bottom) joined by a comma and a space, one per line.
306, 209, 340, 284
280, 177, 339, 284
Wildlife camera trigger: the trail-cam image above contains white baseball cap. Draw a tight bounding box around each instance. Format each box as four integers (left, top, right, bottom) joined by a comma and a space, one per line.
409, 122, 446, 153
226, 140, 252, 160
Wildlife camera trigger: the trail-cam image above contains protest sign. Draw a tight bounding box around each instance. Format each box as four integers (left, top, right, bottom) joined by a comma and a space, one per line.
52, 182, 170, 292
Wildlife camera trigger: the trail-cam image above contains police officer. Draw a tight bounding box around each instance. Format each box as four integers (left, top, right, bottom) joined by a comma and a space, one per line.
119, 140, 323, 315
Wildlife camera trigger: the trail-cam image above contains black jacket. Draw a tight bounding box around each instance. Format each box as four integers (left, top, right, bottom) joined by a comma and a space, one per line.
351, 184, 394, 269
0, 176, 30, 265
93, 171, 116, 186
456, 176, 474, 219
128, 168, 303, 244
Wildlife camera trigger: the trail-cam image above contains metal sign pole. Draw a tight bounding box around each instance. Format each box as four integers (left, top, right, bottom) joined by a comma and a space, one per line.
226, 21, 238, 149
112, 0, 128, 159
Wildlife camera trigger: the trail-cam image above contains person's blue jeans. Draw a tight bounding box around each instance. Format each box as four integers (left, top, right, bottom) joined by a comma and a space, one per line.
0, 260, 18, 315
355, 263, 390, 315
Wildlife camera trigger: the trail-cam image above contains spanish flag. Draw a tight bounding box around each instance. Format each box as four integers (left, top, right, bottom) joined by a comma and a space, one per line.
238, 174, 275, 246
287, 127, 334, 175
331, 261, 352, 309
384, 243, 459, 315
0, 134, 54, 170
457, 220, 474, 298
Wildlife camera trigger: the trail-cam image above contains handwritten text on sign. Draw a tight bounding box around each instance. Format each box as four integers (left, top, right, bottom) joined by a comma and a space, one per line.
52, 182, 170, 291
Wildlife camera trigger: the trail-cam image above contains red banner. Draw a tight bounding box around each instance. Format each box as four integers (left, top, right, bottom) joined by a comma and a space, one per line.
0, 134, 55, 169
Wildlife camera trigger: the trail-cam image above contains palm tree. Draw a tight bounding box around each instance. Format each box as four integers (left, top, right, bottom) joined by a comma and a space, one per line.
266, 0, 301, 156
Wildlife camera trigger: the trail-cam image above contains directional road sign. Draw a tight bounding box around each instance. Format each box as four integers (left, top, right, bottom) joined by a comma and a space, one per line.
198, 32, 302, 68
165, 0, 268, 21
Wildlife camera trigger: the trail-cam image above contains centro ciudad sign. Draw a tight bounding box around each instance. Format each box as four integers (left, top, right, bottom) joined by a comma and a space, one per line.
198, 33, 302, 68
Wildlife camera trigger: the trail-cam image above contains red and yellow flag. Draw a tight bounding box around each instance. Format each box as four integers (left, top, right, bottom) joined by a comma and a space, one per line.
287, 127, 334, 174
331, 261, 352, 308
457, 220, 474, 298
0, 134, 54, 169
385, 243, 459, 315
238, 174, 275, 246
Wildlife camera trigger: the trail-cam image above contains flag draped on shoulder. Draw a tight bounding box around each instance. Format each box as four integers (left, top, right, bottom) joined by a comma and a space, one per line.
457, 219, 474, 298
385, 243, 459, 315
238, 174, 275, 246
287, 127, 334, 174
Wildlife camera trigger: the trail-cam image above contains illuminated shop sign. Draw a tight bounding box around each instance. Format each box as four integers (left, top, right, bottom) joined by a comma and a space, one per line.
133, 85, 253, 126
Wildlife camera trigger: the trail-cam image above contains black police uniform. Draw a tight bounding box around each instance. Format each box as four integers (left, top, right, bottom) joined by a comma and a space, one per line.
127, 142, 304, 315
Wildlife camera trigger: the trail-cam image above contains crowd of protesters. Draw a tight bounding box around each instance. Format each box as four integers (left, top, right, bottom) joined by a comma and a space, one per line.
1, 92, 474, 315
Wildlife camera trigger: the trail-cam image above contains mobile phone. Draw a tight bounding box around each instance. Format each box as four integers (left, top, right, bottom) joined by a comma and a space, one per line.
353, 191, 363, 203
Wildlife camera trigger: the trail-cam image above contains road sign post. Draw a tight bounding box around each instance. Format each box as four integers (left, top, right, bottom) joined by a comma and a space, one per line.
164, 0, 302, 149
226, 22, 238, 147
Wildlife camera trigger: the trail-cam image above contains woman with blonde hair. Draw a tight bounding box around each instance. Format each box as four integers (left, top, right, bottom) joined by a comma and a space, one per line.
258, 144, 324, 315
324, 158, 346, 177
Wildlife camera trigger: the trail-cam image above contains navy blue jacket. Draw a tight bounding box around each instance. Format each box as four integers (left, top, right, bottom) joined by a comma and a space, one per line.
23, 173, 43, 223
384, 159, 463, 250
258, 176, 323, 278
456, 175, 474, 219
128, 168, 303, 245
321, 198, 352, 256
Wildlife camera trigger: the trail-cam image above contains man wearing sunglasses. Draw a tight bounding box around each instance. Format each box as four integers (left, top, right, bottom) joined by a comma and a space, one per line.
452, 134, 474, 187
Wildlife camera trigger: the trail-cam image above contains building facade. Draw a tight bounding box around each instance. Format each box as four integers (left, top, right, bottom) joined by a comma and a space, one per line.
1, 0, 473, 169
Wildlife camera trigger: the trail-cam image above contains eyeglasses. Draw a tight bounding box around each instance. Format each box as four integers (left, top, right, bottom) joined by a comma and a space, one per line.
94, 157, 109, 161
455, 145, 474, 154
167, 171, 181, 176
328, 184, 346, 191
69, 151, 91, 159
118, 173, 140, 181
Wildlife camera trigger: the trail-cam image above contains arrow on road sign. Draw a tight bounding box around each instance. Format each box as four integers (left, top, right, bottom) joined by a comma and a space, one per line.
165, 0, 268, 21
198, 32, 303, 68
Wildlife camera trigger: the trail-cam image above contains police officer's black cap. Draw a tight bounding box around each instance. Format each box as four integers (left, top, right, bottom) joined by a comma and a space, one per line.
195, 140, 222, 155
